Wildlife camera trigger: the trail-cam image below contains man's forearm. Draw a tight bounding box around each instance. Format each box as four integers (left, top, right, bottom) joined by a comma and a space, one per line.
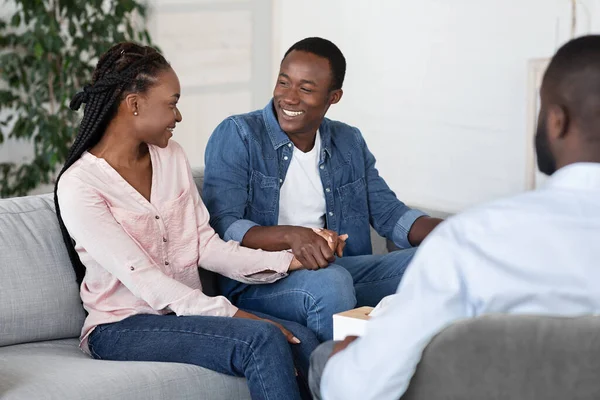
242, 225, 340, 270
408, 216, 444, 246
241, 225, 294, 251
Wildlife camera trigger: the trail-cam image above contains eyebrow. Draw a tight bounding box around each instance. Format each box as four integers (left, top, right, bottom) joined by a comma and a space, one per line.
278, 73, 317, 86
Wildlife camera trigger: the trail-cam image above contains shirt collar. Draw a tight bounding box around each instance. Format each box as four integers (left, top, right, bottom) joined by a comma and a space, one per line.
544, 162, 600, 191
262, 99, 332, 159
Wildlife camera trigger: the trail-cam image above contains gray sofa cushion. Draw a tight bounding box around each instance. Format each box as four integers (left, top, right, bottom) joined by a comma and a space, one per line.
402, 314, 600, 400
0, 194, 85, 347
0, 338, 251, 400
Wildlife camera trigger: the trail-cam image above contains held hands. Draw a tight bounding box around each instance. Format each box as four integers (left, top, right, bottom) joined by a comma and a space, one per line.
286, 227, 348, 271
312, 228, 348, 258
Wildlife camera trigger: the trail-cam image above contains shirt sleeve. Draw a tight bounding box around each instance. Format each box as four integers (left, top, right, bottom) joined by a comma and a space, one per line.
57, 174, 238, 318
356, 128, 427, 248
203, 118, 260, 243
321, 222, 471, 400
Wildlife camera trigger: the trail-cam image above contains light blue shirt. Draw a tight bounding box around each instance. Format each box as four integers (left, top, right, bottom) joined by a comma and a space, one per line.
321, 163, 600, 400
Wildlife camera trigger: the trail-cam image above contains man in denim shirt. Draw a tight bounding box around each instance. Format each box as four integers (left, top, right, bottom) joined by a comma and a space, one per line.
203, 37, 443, 342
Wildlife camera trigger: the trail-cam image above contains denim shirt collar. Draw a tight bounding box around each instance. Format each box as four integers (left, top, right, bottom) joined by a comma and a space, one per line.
262, 99, 332, 159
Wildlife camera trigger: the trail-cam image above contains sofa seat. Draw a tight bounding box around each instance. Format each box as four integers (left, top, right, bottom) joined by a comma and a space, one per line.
0, 339, 250, 400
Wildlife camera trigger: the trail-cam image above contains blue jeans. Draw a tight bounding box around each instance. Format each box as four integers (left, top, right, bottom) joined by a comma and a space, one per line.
88, 311, 319, 400
218, 248, 417, 342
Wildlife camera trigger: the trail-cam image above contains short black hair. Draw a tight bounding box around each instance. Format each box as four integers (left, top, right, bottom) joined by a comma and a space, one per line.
283, 37, 346, 91
543, 35, 600, 137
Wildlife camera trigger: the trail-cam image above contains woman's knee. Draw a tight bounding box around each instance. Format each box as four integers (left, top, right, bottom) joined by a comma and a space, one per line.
250, 319, 289, 347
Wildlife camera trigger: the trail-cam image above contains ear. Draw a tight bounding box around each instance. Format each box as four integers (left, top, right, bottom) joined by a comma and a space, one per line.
124, 93, 140, 116
547, 104, 570, 140
329, 89, 343, 105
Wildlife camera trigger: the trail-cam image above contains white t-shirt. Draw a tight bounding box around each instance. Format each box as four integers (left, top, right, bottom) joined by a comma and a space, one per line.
278, 131, 326, 228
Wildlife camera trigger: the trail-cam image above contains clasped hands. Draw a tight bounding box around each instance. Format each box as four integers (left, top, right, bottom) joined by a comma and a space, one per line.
287, 227, 348, 271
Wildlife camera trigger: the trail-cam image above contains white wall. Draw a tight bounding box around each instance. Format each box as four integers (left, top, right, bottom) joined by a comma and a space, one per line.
148, 0, 273, 167
272, 0, 600, 213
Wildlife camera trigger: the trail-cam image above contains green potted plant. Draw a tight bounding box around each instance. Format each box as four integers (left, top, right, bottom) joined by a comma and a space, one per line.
0, 0, 156, 197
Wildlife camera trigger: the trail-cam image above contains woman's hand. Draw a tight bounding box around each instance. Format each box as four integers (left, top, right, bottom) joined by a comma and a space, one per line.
312, 228, 348, 257
288, 256, 304, 271
233, 309, 301, 344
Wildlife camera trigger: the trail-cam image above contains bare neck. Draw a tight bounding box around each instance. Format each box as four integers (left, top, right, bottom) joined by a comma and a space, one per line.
558, 130, 600, 168
90, 117, 148, 168
287, 130, 318, 153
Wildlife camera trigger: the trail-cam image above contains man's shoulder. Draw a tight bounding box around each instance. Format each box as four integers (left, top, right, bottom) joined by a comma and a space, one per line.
228, 108, 264, 123
224, 108, 266, 137
324, 117, 361, 136
207, 108, 268, 150
323, 117, 364, 147
437, 190, 549, 240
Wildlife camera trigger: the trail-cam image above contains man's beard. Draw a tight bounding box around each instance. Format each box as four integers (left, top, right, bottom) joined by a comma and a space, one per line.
535, 114, 557, 176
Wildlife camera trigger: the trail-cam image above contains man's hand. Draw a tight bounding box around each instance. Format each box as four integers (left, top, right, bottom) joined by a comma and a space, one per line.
408, 216, 443, 246
284, 227, 335, 270
312, 228, 349, 257
233, 309, 301, 344
330, 335, 359, 359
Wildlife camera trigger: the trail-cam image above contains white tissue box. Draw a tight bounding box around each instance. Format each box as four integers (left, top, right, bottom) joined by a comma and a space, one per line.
332, 306, 374, 341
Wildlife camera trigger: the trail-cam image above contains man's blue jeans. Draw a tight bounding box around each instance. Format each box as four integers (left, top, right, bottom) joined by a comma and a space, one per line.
218, 248, 417, 342
88, 311, 319, 400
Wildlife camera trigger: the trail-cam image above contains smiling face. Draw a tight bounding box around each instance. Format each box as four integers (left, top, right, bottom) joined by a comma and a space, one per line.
273, 50, 342, 136
129, 67, 183, 148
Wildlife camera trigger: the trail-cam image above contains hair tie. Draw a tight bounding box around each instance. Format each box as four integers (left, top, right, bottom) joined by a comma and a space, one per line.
69, 84, 92, 111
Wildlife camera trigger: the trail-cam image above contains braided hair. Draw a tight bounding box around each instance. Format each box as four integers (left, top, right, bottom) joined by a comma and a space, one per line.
54, 42, 170, 285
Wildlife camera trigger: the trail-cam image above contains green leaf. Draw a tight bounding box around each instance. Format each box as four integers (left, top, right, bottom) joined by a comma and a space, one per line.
33, 42, 43, 59
68, 21, 76, 38
10, 13, 21, 27
126, 23, 134, 39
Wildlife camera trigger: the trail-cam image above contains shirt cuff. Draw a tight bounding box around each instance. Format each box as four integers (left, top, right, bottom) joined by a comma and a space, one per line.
223, 219, 260, 243
240, 251, 292, 284
321, 350, 345, 399
393, 209, 428, 249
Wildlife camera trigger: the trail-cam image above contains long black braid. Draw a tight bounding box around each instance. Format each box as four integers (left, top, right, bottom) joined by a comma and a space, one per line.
54, 42, 170, 285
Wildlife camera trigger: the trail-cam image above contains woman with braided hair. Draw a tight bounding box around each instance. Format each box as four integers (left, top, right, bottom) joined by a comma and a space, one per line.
54, 42, 318, 400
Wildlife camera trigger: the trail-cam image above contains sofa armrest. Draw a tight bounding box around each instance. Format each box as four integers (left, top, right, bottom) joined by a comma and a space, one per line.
402, 314, 600, 400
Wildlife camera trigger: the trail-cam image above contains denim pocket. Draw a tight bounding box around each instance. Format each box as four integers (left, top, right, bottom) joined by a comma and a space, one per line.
337, 178, 368, 220
249, 170, 279, 214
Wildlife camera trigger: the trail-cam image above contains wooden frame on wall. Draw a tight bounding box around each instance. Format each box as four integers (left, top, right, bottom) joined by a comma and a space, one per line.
525, 58, 550, 190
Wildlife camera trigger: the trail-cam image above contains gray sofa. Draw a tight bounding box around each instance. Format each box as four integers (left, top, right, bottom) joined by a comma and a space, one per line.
3, 169, 599, 400
401, 314, 600, 400
0, 170, 252, 400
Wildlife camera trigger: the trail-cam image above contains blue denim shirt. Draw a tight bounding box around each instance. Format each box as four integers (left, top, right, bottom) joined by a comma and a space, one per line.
203, 100, 427, 256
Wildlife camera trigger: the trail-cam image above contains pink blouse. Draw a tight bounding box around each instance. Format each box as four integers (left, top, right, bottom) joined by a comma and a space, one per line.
57, 140, 293, 353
